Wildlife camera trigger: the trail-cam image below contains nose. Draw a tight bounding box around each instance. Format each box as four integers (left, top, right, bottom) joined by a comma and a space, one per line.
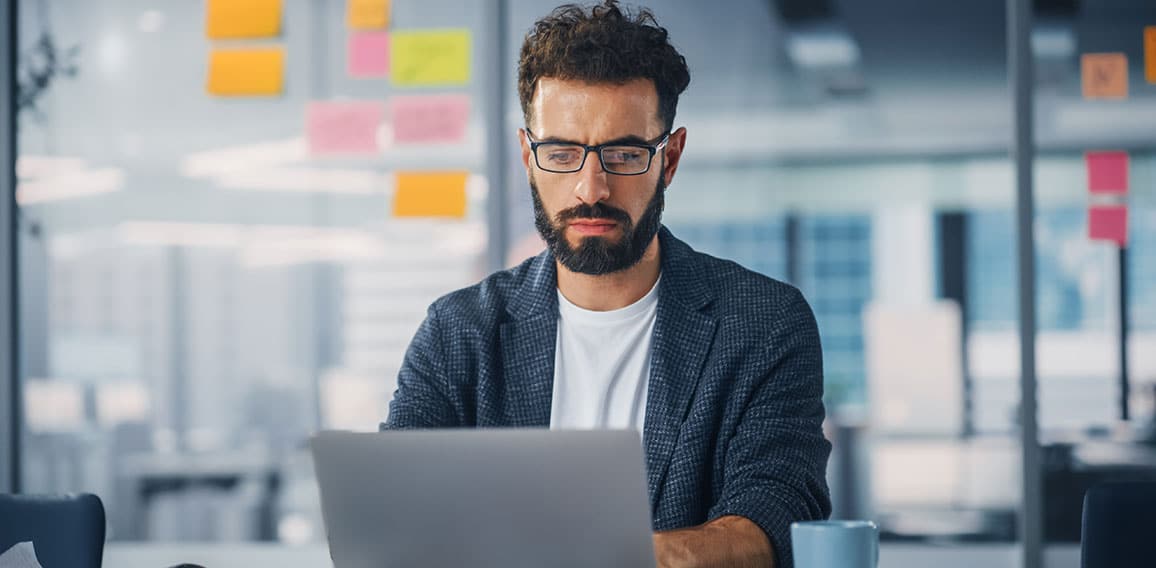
573, 150, 610, 205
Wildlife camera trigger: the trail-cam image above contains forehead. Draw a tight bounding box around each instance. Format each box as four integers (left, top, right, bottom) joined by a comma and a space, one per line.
528, 77, 663, 141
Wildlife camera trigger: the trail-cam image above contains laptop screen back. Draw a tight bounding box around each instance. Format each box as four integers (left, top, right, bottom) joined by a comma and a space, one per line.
310, 429, 656, 568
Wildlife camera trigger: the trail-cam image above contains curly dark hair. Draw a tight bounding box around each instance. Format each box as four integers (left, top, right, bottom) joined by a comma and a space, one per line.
517, 0, 691, 132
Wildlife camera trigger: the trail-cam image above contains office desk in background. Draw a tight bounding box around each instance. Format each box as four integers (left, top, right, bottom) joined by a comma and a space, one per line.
114, 451, 281, 541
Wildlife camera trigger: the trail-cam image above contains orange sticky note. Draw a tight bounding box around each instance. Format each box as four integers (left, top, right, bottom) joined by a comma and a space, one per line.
206, 0, 282, 39
207, 48, 285, 96
393, 172, 468, 218
1145, 27, 1156, 84
348, 0, 390, 30
1082, 53, 1129, 100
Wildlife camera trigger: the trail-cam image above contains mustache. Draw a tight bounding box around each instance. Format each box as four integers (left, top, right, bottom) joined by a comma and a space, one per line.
555, 202, 632, 225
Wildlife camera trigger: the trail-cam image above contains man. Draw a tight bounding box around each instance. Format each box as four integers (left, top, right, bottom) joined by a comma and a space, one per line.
385, 2, 831, 566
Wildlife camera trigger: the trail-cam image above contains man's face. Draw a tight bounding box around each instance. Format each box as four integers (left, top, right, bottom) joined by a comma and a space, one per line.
519, 78, 687, 275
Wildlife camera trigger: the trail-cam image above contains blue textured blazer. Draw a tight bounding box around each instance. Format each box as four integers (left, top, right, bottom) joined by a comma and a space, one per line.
385, 226, 832, 567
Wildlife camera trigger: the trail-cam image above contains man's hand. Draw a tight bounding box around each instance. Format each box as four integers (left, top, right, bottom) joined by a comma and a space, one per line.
652, 515, 775, 568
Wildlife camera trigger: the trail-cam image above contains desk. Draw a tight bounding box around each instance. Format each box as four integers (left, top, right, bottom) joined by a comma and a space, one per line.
1044, 441, 1156, 542
103, 543, 1082, 568
116, 451, 281, 540
104, 544, 330, 567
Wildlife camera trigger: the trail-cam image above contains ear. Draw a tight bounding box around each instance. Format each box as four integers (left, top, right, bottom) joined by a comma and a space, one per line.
518, 128, 534, 181
660, 127, 687, 187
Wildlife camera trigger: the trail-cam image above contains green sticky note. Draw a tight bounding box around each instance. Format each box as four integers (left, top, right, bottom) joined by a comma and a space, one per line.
391, 29, 471, 86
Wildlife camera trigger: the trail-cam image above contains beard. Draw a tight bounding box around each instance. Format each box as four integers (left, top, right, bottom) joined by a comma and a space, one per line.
530, 174, 665, 276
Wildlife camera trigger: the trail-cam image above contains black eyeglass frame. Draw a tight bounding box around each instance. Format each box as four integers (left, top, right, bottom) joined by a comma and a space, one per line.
523, 128, 671, 176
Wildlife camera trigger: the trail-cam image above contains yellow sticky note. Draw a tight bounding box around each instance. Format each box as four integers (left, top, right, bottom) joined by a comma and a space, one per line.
1145, 27, 1156, 84
206, 0, 282, 39
391, 29, 471, 86
393, 172, 469, 218
1081, 53, 1129, 100
348, 0, 390, 30
207, 48, 285, 97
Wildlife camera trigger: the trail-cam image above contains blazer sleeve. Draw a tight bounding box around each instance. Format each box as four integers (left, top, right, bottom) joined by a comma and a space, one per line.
708, 286, 832, 568
381, 302, 461, 430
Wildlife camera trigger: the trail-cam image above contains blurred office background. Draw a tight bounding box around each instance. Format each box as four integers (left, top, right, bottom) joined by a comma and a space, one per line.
8, 0, 1156, 562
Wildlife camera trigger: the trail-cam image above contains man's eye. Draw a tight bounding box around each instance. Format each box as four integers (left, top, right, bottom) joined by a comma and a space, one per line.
604, 149, 645, 163
546, 149, 581, 163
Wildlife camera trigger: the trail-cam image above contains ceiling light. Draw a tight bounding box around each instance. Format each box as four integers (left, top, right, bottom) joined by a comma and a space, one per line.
216, 166, 379, 194
180, 137, 307, 178
786, 30, 860, 68
138, 10, 165, 34
16, 156, 87, 180
17, 168, 125, 205
1031, 25, 1075, 59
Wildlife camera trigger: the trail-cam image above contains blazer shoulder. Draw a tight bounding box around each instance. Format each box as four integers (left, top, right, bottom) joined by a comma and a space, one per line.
694, 250, 806, 309
428, 254, 539, 328
675, 249, 823, 347
684, 251, 823, 358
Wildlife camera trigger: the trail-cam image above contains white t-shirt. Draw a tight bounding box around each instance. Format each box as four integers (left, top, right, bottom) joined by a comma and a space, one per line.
549, 277, 660, 432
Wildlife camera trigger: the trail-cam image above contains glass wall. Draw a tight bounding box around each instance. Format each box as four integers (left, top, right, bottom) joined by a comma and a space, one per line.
10, 0, 1156, 556
16, 0, 491, 542
1028, 0, 1156, 544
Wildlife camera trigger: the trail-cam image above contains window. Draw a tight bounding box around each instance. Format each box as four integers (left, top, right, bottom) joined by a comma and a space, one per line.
17, 0, 490, 542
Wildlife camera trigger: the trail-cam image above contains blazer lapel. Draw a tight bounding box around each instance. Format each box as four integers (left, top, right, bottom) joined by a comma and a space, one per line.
498, 251, 558, 427
644, 228, 718, 509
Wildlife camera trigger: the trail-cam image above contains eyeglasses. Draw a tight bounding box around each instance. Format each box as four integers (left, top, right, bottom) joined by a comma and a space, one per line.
524, 128, 670, 176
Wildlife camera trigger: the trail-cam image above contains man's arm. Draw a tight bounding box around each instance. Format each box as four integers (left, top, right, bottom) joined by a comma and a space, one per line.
653, 515, 774, 568
381, 303, 461, 429
683, 286, 832, 568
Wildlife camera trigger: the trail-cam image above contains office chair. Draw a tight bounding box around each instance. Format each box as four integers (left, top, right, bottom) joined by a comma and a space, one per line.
1081, 481, 1156, 568
0, 493, 106, 568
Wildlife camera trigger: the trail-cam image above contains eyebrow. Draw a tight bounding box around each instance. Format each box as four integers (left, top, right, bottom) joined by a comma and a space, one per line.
533, 133, 653, 146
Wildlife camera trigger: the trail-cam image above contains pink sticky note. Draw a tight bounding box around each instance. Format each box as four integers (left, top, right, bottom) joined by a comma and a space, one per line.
390, 94, 471, 144
1086, 151, 1129, 195
348, 32, 390, 78
1088, 205, 1128, 246
307, 101, 383, 156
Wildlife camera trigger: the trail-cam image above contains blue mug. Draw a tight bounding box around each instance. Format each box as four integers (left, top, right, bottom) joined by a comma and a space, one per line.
791, 520, 879, 568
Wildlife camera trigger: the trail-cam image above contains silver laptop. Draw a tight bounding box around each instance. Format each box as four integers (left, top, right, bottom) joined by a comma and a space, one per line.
310, 429, 657, 568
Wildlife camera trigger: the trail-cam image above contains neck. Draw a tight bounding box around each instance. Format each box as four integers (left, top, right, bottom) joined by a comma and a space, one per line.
555, 236, 661, 311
